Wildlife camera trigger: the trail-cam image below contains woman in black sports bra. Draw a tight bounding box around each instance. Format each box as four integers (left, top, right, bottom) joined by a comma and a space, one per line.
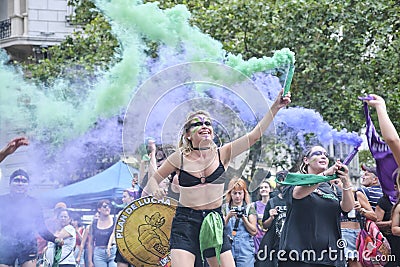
143, 89, 291, 267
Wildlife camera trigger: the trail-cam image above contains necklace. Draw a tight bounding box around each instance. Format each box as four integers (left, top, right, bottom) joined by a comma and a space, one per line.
192, 147, 210, 151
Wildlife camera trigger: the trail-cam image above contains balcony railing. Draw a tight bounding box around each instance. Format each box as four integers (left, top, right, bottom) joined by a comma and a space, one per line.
0, 19, 11, 40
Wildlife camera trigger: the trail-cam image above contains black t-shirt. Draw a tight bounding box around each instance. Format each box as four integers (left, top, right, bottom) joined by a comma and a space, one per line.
0, 193, 56, 243
279, 182, 344, 266
262, 195, 287, 249
377, 195, 393, 222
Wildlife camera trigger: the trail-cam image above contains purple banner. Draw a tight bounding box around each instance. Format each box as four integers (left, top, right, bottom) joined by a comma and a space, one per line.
363, 103, 398, 203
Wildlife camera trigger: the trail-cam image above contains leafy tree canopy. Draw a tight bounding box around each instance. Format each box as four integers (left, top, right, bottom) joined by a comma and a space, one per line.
21, 0, 400, 171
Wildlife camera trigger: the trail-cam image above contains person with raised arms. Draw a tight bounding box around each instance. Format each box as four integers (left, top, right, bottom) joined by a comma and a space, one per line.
364, 95, 400, 166
0, 136, 29, 163
364, 95, 400, 243
143, 89, 291, 267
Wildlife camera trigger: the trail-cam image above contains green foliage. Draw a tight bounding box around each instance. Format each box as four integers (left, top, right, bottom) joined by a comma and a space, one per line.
150, 0, 400, 133
358, 149, 375, 167
20, 0, 400, 173
23, 0, 400, 133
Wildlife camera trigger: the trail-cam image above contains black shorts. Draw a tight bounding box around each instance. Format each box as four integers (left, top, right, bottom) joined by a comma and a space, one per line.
0, 238, 37, 265
114, 248, 129, 264
169, 206, 231, 267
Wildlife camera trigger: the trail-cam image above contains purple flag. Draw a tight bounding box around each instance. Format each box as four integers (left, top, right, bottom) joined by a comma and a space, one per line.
363, 103, 398, 203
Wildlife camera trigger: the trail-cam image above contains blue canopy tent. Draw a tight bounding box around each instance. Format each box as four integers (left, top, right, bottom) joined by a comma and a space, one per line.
39, 160, 138, 209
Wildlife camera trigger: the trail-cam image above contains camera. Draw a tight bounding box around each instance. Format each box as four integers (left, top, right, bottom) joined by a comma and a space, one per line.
232, 206, 245, 218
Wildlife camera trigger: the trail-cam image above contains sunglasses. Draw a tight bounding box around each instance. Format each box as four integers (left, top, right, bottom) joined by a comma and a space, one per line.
12, 177, 29, 184
101, 204, 110, 209
189, 121, 212, 128
309, 151, 329, 158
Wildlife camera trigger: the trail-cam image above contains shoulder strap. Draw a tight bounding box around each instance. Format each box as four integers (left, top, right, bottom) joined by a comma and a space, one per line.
180, 152, 184, 170
59, 246, 74, 264
246, 204, 251, 217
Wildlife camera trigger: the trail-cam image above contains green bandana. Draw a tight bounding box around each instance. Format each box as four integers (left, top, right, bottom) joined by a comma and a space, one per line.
199, 211, 223, 264
276, 172, 337, 186
52, 245, 62, 267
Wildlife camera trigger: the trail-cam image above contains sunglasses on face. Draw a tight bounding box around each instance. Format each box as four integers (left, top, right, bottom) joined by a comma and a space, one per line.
12, 178, 29, 184
309, 151, 329, 158
101, 204, 110, 209
189, 121, 212, 128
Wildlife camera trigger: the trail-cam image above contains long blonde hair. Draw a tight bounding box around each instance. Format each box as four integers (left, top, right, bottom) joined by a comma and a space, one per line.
178, 110, 216, 155
225, 178, 251, 206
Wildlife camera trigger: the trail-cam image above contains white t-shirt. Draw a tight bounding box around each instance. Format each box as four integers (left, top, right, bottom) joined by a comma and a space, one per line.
46, 225, 76, 265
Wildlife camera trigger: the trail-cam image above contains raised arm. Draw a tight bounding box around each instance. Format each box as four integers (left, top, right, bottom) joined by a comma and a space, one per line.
367, 94, 400, 166
0, 136, 29, 163
142, 152, 179, 198
147, 140, 158, 182
221, 90, 290, 163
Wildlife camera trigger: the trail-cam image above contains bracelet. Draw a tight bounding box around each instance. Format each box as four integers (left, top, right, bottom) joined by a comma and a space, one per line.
343, 186, 352, 191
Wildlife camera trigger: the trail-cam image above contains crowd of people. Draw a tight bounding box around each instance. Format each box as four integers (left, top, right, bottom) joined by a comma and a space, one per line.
1, 93, 400, 267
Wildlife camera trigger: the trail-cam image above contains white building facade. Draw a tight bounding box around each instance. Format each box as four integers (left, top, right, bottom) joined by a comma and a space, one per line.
0, 0, 77, 192
0, 0, 76, 61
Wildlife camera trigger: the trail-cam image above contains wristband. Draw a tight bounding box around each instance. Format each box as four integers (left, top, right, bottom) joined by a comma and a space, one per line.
343, 186, 352, 191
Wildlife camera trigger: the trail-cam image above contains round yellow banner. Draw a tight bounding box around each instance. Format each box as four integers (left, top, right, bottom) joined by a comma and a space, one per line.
115, 196, 178, 267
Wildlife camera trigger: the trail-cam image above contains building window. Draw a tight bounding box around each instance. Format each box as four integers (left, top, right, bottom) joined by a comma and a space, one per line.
0, 18, 11, 40
65, 4, 76, 25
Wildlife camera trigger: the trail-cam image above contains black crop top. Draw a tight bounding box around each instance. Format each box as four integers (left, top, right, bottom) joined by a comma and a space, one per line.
179, 149, 226, 187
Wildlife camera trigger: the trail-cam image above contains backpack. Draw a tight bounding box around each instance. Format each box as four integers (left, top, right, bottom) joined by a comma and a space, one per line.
355, 218, 391, 267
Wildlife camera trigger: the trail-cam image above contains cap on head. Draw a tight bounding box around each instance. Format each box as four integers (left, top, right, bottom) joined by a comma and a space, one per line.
9, 169, 29, 184
361, 164, 378, 177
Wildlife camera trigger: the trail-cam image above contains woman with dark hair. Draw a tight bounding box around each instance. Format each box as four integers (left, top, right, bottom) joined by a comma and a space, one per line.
278, 145, 354, 267
87, 200, 116, 267
143, 90, 290, 267
222, 178, 257, 267
45, 208, 77, 267
251, 180, 272, 254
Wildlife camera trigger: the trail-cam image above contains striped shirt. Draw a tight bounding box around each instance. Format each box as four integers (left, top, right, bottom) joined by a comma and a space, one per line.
358, 185, 383, 210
